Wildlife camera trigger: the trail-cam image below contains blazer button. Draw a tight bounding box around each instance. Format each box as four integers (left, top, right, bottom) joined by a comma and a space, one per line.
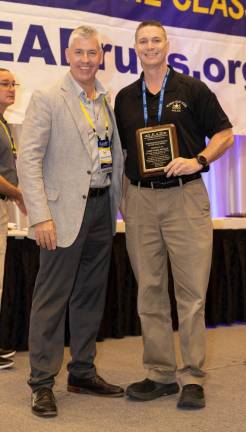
87, 170, 91, 175
82, 195, 87, 199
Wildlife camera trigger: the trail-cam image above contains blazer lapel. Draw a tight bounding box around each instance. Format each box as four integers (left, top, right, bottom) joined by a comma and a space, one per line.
60, 74, 91, 158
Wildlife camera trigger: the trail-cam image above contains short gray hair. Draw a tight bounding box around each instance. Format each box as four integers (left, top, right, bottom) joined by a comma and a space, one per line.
68, 25, 102, 48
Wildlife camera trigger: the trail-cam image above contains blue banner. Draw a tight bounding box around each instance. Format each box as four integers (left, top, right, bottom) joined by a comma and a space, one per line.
2, 0, 246, 37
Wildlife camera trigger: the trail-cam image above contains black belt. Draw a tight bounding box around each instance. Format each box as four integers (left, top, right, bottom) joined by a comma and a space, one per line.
0, 194, 7, 200
130, 173, 201, 189
87, 187, 109, 198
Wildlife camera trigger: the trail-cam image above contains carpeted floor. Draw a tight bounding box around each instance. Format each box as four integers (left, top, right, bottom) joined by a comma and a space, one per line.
1, 325, 246, 432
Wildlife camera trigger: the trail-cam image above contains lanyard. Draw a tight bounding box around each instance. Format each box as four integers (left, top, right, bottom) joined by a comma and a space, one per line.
142, 67, 169, 127
79, 96, 109, 139
0, 119, 17, 156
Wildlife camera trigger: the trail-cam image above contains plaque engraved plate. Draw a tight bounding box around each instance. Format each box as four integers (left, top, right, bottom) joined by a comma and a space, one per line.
136, 124, 179, 178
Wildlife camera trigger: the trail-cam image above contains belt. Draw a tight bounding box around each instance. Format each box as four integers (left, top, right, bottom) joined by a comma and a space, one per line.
0, 194, 7, 200
130, 173, 201, 189
87, 186, 109, 198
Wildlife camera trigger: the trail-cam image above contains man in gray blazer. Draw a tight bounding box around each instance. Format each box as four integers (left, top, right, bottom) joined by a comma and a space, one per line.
17, 25, 124, 418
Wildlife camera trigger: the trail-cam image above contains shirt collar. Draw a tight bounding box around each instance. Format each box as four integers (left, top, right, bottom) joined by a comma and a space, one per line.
137, 65, 175, 97
0, 113, 7, 124
68, 72, 107, 102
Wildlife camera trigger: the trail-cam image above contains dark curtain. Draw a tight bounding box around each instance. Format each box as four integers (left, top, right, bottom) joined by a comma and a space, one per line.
0, 238, 39, 350
1, 230, 246, 350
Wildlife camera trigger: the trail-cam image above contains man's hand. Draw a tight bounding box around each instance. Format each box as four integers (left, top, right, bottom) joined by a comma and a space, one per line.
34, 219, 57, 250
164, 157, 201, 177
14, 190, 27, 215
119, 199, 126, 222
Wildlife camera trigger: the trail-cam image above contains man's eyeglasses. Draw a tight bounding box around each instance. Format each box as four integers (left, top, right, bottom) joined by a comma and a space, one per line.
0, 82, 20, 89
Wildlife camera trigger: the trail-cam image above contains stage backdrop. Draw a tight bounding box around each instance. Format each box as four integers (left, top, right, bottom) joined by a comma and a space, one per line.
1, 0, 246, 216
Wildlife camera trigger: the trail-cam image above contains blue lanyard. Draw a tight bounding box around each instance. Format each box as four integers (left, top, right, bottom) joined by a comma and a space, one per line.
142, 67, 169, 127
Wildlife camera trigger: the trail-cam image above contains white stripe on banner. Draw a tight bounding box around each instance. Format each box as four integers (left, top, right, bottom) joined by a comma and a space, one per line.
0, 1, 245, 134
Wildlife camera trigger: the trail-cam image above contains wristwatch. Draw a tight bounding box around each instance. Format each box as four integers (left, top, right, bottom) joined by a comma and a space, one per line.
196, 154, 208, 168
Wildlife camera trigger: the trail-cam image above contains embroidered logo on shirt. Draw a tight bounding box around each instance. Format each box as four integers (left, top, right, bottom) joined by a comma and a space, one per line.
166, 100, 187, 112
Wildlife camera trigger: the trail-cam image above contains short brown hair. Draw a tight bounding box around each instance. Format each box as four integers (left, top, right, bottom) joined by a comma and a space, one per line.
135, 20, 167, 41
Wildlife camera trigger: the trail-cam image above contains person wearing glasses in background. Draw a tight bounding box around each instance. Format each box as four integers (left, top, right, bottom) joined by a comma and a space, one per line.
0, 68, 27, 369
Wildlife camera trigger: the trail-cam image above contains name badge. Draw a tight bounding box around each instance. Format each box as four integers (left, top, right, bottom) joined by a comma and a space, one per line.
98, 137, 113, 174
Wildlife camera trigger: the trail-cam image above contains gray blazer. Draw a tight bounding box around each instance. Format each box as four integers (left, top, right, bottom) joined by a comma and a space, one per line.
17, 73, 123, 247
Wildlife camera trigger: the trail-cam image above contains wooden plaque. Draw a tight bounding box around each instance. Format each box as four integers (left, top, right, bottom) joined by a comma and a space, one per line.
136, 123, 179, 178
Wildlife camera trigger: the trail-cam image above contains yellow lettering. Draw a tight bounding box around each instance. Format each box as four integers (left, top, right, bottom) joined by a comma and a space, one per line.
136, 0, 162, 5
193, 0, 209, 14
228, 0, 244, 19
145, 0, 162, 5
210, 0, 228, 16
173, 0, 191, 12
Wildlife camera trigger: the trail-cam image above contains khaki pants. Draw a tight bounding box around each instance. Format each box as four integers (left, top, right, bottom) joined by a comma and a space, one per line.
0, 200, 8, 308
125, 178, 213, 386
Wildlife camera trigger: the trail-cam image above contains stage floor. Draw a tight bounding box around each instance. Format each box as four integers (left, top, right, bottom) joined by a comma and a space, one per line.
1, 325, 246, 432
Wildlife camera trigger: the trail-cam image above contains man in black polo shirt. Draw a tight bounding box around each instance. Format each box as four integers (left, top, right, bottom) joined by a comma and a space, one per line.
115, 21, 233, 409
0, 67, 26, 369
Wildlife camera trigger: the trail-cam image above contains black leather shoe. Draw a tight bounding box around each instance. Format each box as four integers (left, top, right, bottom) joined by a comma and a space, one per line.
177, 384, 205, 409
31, 387, 57, 417
126, 378, 179, 401
67, 374, 124, 397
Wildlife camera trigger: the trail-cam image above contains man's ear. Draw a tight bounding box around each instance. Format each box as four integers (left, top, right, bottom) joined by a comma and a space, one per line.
65, 47, 70, 64
99, 48, 103, 64
165, 40, 170, 54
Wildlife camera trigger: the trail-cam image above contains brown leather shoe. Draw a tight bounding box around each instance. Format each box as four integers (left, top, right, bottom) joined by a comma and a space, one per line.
31, 387, 57, 417
67, 374, 124, 397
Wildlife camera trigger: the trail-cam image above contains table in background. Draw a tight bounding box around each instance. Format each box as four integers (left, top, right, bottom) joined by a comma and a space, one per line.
0, 219, 246, 350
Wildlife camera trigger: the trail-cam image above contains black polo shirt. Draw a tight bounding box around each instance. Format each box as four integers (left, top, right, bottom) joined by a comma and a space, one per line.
114, 66, 232, 181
